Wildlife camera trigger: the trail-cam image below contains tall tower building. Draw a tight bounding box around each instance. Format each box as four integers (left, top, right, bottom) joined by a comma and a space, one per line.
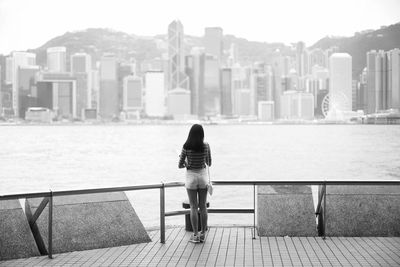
145, 71, 165, 117
71, 52, 92, 117
168, 20, 188, 90
375, 50, 389, 111
366, 50, 377, 113
220, 68, 233, 116
186, 47, 206, 117
388, 48, 400, 109
99, 55, 119, 120
329, 53, 352, 113
47, 47, 67, 72
204, 27, 223, 62
9, 52, 36, 117
123, 75, 143, 119
204, 55, 220, 115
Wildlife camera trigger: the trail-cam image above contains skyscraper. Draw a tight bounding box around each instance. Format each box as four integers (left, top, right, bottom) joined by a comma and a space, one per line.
123, 75, 142, 119
9, 52, 36, 117
204, 27, 223, 62
388, 48, 400, 109
47, 47, 67, 72
366, 50, 377, 113
168, 20, 188, 91
186, 48, 206, 117
99, 55, 119, 120
220, 68, 232, 116
375, 50, 389, 111
204, 55, 220, 115
17, 66, 39, 118
145, 71, 165, 117
71, 52, 92, 117
329, 53, 352, 113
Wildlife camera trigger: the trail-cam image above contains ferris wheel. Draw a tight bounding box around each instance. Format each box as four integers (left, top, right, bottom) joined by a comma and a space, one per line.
321, 94, 330, 118
321, 92, 350, 118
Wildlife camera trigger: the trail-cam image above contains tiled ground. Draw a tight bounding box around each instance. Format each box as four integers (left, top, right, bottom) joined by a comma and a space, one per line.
1, 227, 400, 266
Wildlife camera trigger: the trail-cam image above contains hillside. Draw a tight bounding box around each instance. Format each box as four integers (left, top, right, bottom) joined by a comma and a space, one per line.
311, 22, 400, 78
26, 28, 289, 68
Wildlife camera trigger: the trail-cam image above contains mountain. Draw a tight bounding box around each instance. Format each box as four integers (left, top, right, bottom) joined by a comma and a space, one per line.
26, 28, 289, 68
311, 22, 400, 78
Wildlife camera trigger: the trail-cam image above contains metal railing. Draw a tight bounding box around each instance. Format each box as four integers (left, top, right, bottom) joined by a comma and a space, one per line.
1, 179, 399, 259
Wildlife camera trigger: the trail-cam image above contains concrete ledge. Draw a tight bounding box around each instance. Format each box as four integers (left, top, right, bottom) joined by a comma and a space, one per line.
0, 200, 40, 260
257, 185, 316, 236
25, 192, 151, 254
325, 185, 400, 236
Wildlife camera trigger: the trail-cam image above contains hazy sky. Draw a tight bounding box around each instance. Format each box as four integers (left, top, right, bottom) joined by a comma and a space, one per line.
1, 0, 399, 54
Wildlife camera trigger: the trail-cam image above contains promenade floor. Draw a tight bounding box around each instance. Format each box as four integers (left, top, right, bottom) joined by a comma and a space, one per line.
1, 226, 400, 266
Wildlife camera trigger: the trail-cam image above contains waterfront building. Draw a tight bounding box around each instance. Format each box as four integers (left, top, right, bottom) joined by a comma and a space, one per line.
144, 71, 165, 117
227, 43, 239, 67
71, 53, 92, 118
36, 72, 77, 119
296, 41, 306, 77
220, 68, 233, 116
258, 101, 274, 121
204, 27, 223, 62
47, 47, 67, 72
329, 53, 352, 113
204, 55, 220, 115
123, 75, 143, 119
366, 50, 377, 113
5, 57, 13, 85
9, 52, 36, 117
234, 89, 251, 116
99, 55, 119, 120
281, 90, 314, 120
357, 68, 368, 112
271, 49, 283, 119
25, 107, 53, 123
168, 20, 188, 91
17, 66, 40, 118
91, 69, 100, 109
375, 50, 389, 111
167, 88, 191, 119
388, 48, 400, 110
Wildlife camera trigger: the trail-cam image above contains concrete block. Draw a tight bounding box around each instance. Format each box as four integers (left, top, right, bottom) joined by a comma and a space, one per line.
25, 192, 151, 254
0, 200, 40, 260
257, 185, 317, 236
325, 185, 400, 236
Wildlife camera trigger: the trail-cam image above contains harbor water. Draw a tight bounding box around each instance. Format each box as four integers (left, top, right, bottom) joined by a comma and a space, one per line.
1, 124, 399, 227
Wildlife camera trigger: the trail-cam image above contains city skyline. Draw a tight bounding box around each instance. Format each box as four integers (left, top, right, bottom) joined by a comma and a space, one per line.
1, 0, 400, 54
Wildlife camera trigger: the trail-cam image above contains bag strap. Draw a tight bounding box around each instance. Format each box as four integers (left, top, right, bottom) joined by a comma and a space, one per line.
207, 164, 211, 183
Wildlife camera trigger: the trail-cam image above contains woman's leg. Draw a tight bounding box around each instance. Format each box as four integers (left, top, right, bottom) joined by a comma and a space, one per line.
186, 189, 199, 236
198, 188, 208, 233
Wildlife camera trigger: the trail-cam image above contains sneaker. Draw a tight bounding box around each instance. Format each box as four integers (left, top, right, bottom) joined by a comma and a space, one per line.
200, 232, 206, 242
189, 234, 200, 243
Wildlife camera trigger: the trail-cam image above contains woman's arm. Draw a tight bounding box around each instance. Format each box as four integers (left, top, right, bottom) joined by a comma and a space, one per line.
206, 143, 212, 167
178, 148, 187, 168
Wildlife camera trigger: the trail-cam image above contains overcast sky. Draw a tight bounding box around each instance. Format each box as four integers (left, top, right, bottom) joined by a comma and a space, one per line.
1, 0, 399, 55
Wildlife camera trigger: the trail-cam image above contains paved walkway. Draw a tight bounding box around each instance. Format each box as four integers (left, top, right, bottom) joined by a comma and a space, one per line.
1, 227, 400, 266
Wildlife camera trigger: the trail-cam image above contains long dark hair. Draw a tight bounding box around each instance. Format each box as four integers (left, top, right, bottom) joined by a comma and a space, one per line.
183, 124, 205, 152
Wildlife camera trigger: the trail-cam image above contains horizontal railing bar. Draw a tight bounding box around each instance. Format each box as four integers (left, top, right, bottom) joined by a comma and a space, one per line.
0, 182, 185, 201
211, 180, 400, 186
165, 208, 254, 217
1, 180, 399, 201
208, 208, 254, 214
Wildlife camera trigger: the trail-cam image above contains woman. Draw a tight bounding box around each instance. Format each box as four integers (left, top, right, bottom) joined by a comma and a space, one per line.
178, 124, 212, 243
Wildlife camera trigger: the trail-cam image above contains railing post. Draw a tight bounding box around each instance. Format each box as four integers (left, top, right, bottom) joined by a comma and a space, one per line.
253, 184, 256, 239
160, 182, 165, 244
48, 190, 53, 259
323, 182, 327, 240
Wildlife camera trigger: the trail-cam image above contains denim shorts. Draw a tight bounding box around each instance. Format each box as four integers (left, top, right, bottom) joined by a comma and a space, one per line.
185, 168, 207, 190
